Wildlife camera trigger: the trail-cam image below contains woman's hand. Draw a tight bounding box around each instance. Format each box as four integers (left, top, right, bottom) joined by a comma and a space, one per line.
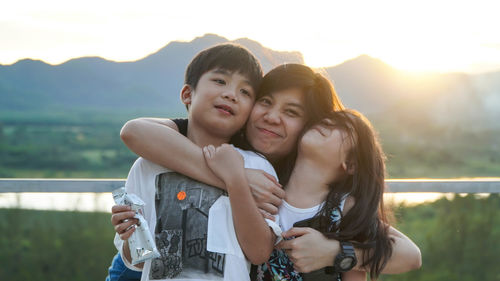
244, 169, 284, 217
276, 227, 340, 273
111, 205, 138, 240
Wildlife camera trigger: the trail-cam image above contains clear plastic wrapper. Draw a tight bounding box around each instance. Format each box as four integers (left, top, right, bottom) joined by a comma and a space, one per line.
112, 187, 160, 265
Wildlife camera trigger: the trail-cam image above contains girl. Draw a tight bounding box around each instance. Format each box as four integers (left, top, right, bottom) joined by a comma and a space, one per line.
202, 109, 394, 280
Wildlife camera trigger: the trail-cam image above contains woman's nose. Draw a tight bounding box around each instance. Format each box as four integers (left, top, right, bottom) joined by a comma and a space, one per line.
263, 109, 280, 124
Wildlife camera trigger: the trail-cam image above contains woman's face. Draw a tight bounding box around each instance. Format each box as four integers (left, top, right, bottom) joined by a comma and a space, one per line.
245, 88, 307, 162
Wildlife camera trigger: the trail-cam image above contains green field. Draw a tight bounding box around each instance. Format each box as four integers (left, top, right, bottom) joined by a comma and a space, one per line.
1, 194, 498, 281
0, 111, 150, 178
1, 110, 499, 179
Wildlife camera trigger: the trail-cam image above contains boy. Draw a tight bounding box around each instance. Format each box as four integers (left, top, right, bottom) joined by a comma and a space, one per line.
109, 44, 280, 281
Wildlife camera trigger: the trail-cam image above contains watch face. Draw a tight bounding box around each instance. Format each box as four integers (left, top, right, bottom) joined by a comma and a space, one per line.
340, 257, 355, 270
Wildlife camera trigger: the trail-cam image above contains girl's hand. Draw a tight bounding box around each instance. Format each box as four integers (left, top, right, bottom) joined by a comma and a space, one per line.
203, 144, 244, 185
110, 205, 138, 240
244, 169, 284, 216
276, 227, 340, 273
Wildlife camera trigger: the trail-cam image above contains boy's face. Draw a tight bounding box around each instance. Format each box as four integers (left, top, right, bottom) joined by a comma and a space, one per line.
182, 68, 255, 138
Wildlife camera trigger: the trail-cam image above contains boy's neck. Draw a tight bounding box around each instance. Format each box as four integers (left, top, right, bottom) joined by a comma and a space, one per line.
186, 121, 231, 148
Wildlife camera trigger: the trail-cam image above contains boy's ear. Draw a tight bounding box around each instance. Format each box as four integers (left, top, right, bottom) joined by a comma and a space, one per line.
180, 84, 193, 106
342, 162, 355, 175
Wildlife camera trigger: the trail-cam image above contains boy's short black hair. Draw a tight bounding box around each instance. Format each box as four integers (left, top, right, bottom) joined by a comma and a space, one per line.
185, 44, 263, 92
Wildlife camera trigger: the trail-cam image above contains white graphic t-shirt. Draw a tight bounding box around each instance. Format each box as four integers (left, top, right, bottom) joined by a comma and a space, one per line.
114, 148, 279, 281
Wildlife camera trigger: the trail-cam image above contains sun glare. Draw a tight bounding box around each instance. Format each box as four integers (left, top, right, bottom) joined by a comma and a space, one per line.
1, 0, 499, 73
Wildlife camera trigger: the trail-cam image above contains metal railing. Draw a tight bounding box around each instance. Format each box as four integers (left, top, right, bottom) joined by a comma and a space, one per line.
1, 178, 500, 193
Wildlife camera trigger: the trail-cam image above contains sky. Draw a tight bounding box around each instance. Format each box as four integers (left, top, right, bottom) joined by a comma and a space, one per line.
1, 0, 499, 74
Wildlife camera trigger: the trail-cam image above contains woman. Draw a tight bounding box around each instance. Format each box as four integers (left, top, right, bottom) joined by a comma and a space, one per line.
116, 64, 421, 277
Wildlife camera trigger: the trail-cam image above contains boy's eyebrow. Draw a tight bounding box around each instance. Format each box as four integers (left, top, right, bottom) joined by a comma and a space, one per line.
213, 68, 231, 75
213, 68, 253, 87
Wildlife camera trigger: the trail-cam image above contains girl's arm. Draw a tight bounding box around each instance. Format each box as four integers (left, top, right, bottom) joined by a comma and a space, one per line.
278, 196, 421, 274
343, 196, 422, 273
120, 118, 285, 215
120, 118, 225, 188
203, 144, 275, 264
278, 226, 421, 274
342, 270, 367, 281
374, 226, 422, 274
347, 225, 421, 273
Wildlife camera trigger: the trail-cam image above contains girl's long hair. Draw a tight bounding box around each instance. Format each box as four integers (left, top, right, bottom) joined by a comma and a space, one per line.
315, 110, 393, 280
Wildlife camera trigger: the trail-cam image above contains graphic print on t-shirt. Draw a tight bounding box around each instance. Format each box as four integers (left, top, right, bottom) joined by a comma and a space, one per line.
150, 172, 225, 280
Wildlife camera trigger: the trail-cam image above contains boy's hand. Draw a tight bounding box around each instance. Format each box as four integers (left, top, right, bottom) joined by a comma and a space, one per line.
245, 169, 284, 216
111, 205, 139, 240
203, 144, 244, 186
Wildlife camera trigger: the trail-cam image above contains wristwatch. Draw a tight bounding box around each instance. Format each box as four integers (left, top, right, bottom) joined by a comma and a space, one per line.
325, 241, 357, 274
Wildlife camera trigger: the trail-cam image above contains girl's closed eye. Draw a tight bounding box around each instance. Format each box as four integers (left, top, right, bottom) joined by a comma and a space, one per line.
321, 118, 335, 127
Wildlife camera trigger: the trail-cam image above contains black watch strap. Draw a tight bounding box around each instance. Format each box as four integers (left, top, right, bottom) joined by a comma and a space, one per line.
325, 241, 357, 274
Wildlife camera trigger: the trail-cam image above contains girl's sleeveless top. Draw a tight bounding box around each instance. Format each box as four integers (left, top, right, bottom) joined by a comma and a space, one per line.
255, 196, 347, 281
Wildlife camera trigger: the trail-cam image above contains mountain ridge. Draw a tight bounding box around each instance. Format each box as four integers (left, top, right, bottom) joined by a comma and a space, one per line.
1, 34, 498, 129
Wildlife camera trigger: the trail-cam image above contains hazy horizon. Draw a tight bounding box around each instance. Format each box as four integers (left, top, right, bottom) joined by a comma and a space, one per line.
2, 0, 499, 74
3, 36, 500, 76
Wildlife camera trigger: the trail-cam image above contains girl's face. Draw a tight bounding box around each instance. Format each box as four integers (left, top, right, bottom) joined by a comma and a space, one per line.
299, 118, 353, 179
245, 88, 307, 162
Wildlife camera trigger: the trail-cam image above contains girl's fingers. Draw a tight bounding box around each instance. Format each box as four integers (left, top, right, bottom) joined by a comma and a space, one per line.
203, 145, 216, 158
281, 227, 312, 239
262, 171, 283, 189
276, 239, 292, 250
258, 208, 275, 221
257, 202, 279, 216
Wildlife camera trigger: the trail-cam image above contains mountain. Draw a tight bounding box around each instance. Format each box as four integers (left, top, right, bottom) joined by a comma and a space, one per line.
0, 34, 303, 114
1, 34, 499, 129
325, 55, 407, 114
324, 56, 500, 129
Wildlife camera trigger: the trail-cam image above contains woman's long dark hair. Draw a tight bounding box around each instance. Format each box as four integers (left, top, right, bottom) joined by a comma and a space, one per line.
315, 110, 393, 280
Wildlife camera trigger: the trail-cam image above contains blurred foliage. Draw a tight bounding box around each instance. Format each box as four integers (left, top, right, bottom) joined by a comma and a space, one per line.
0, 114, 139, 178
380, 193, 500, 281
0, 208, 116, 281
1, 111, 499, 178
1, 195, 498, 280
371, 115, 500, 178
